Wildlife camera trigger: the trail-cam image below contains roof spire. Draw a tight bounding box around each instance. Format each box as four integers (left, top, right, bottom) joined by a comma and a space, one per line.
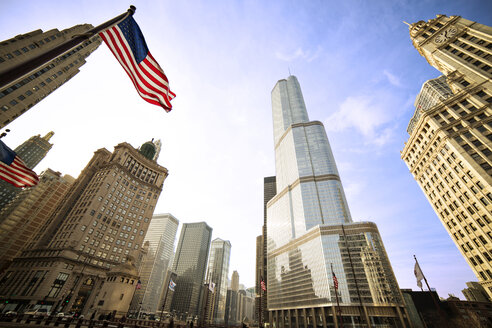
43, 131, 54, 141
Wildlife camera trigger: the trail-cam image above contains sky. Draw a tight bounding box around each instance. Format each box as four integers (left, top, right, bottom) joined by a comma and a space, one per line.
1, 0, 491, 299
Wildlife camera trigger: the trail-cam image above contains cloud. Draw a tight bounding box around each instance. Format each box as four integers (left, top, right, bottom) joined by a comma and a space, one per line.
324, 91, 401, 146
383, 69, 402, 87
275, 46, 322, 62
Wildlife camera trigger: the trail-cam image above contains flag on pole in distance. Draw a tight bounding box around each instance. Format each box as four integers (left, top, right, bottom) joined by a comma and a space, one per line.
99, 16, 176, 111
0, 139, 39, 188
260, 277, 266, 291
169, 279, 176, 291
136, 280, 142, 289
332, 271, 339, 290
414, 261, 424, 289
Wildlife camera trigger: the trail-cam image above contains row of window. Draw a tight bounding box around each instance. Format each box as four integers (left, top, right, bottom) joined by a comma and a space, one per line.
445, 37, 492, 73
0, 33, 60, 63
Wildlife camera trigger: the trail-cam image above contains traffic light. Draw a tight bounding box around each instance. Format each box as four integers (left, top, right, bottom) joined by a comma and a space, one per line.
5, 300, 8, 304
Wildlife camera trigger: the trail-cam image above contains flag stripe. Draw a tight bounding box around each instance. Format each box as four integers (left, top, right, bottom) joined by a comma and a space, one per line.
99, 30, 162, 106
0, 160, 38, 187
99, 30, 164, 108
99, 17, 175, 112
1, 159, 38, 184
102, 28, 170, 109
109, 26, 172, 101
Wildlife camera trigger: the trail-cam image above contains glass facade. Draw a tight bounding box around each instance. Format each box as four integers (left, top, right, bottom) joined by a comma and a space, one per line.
267, 76, 407, 326
206, 238, 231, 324
170, 222, 212, 316
134, 213, 179, 314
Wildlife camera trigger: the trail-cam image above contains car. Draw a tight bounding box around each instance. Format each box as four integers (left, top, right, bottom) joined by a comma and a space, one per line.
4, 311, 17, 317
56, 312, 65, 318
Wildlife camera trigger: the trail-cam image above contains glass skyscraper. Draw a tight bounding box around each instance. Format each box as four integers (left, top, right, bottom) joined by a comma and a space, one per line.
170, 222, 212, 317
132, 213, 179, 314
206, 238, 231, 324
266, 76, 408, 327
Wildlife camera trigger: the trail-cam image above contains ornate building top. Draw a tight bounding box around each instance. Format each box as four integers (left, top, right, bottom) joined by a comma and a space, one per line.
139, 139, 157, 160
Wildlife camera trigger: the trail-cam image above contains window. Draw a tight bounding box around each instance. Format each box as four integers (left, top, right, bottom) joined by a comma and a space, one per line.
47, 272, 69, 298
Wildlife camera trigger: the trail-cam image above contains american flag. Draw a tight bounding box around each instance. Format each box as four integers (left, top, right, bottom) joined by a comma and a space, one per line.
332, 271, 338, 290
99, 16, 176, 111
136, 280, 142, 289
260, 277, 266, 291
0, 139, 38, 188
169, 279, 176, 291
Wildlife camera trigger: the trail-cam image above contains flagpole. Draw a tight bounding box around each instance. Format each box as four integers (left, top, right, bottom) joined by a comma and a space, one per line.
259, 285, 262, 328
331, 263, 343, 328
413, 255, 446, 323
159, 278, 171, 323
0, 5, 136, 89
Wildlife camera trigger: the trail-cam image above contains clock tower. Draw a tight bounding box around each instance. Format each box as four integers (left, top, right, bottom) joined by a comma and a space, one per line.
408, 15, 491, 87
402, 15, 492, 298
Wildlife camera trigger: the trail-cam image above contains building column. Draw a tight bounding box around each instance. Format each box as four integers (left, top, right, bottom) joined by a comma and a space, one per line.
311, 308, 317, 328
320, 307, 327, 328
396, 306, 408, 328
302, 308, 307, 328
331, 306, 338, 328
362, 306, 371, 328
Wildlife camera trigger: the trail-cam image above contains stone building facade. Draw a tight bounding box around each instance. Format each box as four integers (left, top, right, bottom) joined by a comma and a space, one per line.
0, 25, 101, 128
401, 15, 492, 297
0, 140, 167, 315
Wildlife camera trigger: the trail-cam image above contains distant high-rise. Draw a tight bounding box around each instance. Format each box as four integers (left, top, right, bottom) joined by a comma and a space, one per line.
401, 15, 492, 296
0, 131, 54, 210
0, 139, 168, 315
256, 176, 276, 325
0, 169, 74, 273
462, 281, 491, 302
267, 76, 407, 326
205, 238, 231, 324
132, 213, 179, 314
170, 222, 212, 317
0, 26, 101, 128
231, 270, 239, 292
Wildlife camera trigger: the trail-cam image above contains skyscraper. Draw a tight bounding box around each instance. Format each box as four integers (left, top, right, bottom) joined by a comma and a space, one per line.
132, 213, 179, 314
205, 238, 231, 324
170, 222, 212, 317
0, 169, 74, 273
401, 15, 492, 297
231, 270, 239, 292
256, 176, 276, 325
267, 76, 407, 326
0, 139, 168, 314
0, 26, 101, 128
0, 131, 54, 210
